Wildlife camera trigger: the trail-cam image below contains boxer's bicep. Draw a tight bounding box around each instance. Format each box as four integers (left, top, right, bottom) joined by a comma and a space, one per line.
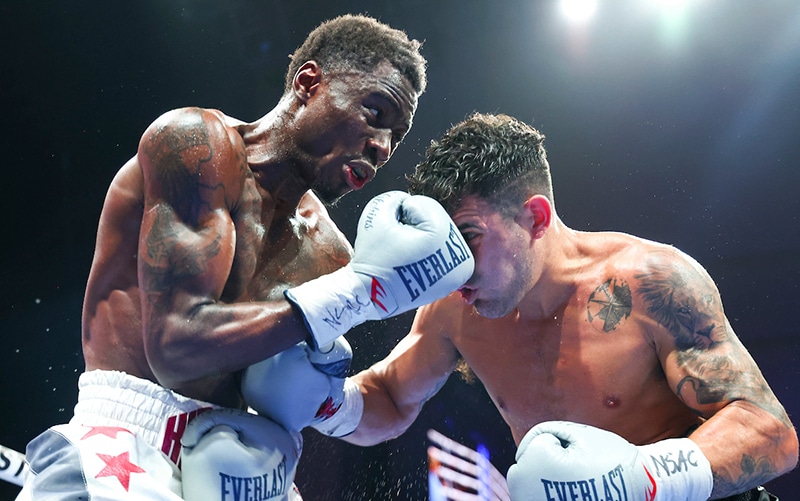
386, 301, 459, 409
637, 248, 781, 420
640, 249, 797, 495
136, 109, 242, 374
137, 107, 242, 299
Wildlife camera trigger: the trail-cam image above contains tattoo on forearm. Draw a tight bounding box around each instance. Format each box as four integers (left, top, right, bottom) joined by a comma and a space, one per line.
712, 454, 777, 497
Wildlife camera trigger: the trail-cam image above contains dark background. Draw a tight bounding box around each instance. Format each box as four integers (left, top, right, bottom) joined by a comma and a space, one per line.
2, 0, 798, 499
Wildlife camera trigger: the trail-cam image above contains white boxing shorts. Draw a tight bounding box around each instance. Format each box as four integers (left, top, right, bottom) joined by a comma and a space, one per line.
16, 370, 217, 500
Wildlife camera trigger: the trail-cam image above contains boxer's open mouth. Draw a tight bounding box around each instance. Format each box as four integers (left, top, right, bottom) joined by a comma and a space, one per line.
346, 161, 374, 189
459, 287, 476, 304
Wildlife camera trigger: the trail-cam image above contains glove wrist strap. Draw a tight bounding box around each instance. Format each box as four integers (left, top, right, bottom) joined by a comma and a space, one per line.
637, 438, 713, 501
285, 267, 380, 348
312, 378, 363, 437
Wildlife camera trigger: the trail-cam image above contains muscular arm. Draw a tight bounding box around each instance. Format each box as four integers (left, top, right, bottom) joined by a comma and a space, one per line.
343, 301, 461, 446
636, 247, 798, 498
137, 108, 307, 389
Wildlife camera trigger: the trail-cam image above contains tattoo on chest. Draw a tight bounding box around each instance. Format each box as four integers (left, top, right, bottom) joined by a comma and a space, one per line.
587, 278, 633, 332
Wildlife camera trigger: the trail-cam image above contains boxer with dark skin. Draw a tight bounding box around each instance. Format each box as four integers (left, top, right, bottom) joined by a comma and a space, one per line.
344, 114, 798, 499
19, 16, 439, 500
81, 16, 425, 410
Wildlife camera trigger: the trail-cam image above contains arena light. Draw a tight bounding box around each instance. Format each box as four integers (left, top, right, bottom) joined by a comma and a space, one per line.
560, 0, 598, 24
650, 0, 692, 49
651, 0, 689, 9
427, 429, 510, 501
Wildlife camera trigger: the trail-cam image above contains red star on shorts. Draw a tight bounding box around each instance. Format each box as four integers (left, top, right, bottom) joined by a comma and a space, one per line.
81, 425, 133, 440
95, 451, 146, 491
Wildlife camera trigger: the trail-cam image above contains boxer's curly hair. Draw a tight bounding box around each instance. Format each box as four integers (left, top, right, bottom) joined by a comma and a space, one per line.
285, 14, 427, 95
408, 113, 553, 218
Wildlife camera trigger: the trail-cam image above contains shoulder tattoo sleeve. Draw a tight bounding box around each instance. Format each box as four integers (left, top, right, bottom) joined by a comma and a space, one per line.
634, 249, 790, 427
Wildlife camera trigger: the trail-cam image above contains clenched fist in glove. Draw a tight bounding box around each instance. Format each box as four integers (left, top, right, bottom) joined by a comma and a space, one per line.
507, 421, 712, 501
181, 409, 301, 501
285, 190, 474, 349
242, 337, 363, 437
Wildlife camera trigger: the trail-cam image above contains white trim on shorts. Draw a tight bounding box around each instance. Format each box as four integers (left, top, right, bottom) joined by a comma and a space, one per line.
71, 370, 219, 463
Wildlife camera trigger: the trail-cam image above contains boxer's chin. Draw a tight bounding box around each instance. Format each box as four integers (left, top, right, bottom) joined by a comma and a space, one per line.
311, 183, 346, 207
473, 299, 514, 319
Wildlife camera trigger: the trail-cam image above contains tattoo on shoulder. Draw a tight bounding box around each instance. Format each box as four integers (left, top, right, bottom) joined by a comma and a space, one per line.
143, 113, 231, 220
635, 250, 793, 428
634, 249, 726, 351
145, 113, 214, 173
587, 278, 632, 332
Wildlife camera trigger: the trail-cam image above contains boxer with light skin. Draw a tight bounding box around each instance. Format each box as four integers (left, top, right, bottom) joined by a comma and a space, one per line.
328, 113, 797, 500
15, 15, 474, 501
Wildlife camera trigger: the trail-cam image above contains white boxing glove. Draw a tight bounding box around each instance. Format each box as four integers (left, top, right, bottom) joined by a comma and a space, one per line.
181, 409, 301, 501
241, 337, 362, 436
285, 191, 474, 348
0, 444, 28, 487
507, 421, 712, 501
305, 340, 364, 437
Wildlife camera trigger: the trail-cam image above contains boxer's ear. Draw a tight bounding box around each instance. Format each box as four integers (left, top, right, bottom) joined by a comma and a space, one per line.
520, 195, 551, 240
293, 61, 323, 102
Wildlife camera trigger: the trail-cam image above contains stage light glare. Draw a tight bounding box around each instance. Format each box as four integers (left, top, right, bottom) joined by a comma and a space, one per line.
652, 0, 689, 8
560, 0, 597, 24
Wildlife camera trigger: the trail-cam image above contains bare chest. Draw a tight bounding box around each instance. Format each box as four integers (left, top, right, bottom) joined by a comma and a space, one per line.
451, 304, 680, 443
225, 189, 353, 302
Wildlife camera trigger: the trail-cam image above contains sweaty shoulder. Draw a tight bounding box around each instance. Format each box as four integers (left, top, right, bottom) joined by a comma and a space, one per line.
605, 233, 711, 291
137, 107, 249, 210
588, 232, 722, 342
584, 231, 688, 278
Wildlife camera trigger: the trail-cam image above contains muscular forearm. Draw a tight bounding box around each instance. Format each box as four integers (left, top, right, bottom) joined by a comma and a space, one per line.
690, 400, 798, 498
339, 371, 420, 447
339, 321, 458, 447
147, 300, 308, 389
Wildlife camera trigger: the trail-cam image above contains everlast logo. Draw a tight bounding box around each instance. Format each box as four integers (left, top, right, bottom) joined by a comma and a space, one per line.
394, 224, 470, 301
360, 194, 387, 229
371, 276, 388, 312
219, 455, 288, 500
318, 222, 471, 329
540, 464, 630, 501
